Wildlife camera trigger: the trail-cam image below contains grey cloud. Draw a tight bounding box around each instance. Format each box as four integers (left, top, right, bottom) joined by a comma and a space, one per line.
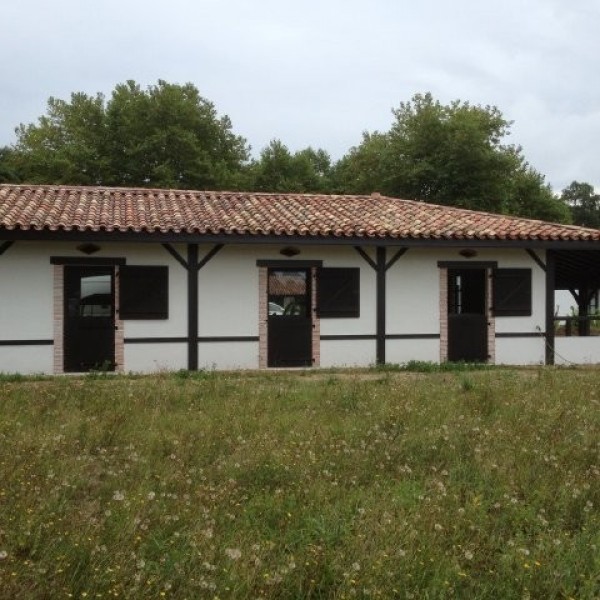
1, 0, 598, 191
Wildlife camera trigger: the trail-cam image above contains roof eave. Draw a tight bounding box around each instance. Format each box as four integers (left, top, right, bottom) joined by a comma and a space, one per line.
1, 227, 600, 249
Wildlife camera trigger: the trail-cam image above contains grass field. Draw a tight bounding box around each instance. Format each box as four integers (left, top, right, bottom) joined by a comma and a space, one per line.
0, 366, 599, 599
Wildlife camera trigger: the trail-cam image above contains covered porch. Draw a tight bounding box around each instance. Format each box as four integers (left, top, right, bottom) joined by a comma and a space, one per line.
549, 249, 600, 364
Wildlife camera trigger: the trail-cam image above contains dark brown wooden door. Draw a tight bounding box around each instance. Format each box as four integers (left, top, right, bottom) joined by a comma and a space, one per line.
267, 269, 312, 367
448, 269, 488, 362
64, 266, 115, 372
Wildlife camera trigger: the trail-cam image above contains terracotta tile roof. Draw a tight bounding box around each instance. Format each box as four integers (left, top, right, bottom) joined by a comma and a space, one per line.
0, 184, 599, 242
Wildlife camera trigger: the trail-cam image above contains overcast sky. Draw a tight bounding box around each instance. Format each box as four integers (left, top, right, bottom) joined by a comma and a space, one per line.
1, 0, 598, 192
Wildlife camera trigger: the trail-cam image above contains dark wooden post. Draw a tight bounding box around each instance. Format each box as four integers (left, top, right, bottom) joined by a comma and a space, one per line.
354, 246, 408, 367
577, 286, 591, 337
162, 243, 223, 372
545, 251, 555, 365
376, 247, 386, 365
187, 244, 199, 370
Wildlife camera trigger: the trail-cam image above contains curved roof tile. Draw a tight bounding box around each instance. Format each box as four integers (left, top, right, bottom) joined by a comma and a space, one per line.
0, 184, 599, 242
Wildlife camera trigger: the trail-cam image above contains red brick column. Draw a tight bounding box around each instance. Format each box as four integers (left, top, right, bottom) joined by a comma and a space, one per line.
114, 266, 124, 372
311, 267, 320, 367
439, 267, 448, 363
258, 267, 268, 368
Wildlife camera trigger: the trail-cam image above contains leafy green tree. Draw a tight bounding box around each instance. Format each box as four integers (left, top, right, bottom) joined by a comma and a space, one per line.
334, 93, 571, 222
250, 140, 332, 193
104, 80, 248, 188
505, 168, 572, 223
8, 80, 249, 189
561, 181, 600, 228
330, 132, 389, 194
10, 93, 107, 184
0, 147, 20, 183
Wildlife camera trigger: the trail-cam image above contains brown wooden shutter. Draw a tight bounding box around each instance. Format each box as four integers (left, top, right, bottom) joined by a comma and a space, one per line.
493, 268, 532, 316
317, 268, 360, 318
119, 266, 168, 319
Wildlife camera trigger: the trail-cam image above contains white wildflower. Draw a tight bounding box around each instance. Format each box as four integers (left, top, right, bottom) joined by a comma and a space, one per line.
225, 548, 242, 560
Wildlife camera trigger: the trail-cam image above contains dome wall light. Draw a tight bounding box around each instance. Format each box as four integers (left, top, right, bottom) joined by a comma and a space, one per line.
280, 247, 300, 257
77, 243, 101, 255
459, 248, 478, 258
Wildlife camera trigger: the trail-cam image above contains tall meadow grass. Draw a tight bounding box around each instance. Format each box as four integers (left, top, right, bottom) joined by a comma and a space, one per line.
0, 368, 598, 598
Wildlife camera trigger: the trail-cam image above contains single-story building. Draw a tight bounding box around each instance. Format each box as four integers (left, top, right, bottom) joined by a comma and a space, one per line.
1, 184, 599, 374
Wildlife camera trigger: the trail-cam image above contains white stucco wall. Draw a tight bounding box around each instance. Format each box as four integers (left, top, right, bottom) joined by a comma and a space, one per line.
555, 338, 600, 365
2, 241, 592, 372
197, 245, 259, 337
386, 338, 440, 364
495, 338, 545, 365
0, 242, 55, 373
320, 340, 376, 368
198, 342, 259, 370
0, 242, 54, 340
124, 343, 188, 373
386, 248, 441, 336
0, 347, 53, 375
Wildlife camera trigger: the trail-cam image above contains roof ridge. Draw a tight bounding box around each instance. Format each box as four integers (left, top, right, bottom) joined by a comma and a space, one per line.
0, 183, 370, 200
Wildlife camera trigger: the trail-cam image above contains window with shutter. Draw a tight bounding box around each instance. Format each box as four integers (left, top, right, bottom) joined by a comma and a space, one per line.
493, 268, 532, 316
119, 266, 168, 319
317, 268, 360, 318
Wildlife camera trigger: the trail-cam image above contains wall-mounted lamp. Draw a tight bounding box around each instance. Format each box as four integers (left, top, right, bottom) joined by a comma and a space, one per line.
280, 246, 300, 257
458, 248, 477, 259
77, 243, 101, 255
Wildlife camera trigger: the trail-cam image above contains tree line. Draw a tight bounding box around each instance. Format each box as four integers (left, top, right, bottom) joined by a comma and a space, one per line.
0, 80, 597, 225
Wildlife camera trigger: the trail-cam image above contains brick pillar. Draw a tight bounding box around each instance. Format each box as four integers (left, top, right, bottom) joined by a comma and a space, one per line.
258, 267, 268, 368
439, 268, 448, 363
53, 265, 64, 374
114, 266, 124, 372
311, 267, 320, 367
